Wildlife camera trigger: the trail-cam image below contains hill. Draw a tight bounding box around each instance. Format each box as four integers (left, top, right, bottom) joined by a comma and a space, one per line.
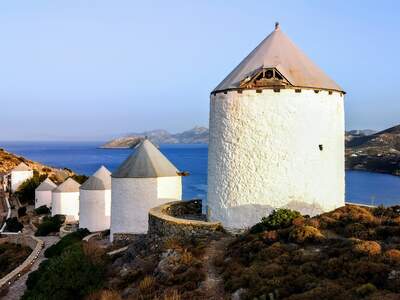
100, 126, 209, 148
346, 125, 400, 175
0, 147, 73, 182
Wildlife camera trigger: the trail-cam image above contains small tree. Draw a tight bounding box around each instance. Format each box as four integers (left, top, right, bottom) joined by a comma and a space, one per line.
250, 208, 301, 234
15, 173, 47, 205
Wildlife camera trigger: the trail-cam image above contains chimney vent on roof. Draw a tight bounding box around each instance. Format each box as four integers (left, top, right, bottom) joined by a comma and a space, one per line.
275, 22, 280, 31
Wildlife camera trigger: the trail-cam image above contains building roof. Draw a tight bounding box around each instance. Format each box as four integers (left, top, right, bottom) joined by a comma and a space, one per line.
80, 166, 111, 190
112, 139, 179, 178
53, 178, 80, 193
12, 162, 32, 172
213, 23, 343, 93
36, 178, 57, 191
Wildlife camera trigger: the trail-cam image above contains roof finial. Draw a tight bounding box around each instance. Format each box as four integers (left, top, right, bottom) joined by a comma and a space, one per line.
275, 22, 280, 31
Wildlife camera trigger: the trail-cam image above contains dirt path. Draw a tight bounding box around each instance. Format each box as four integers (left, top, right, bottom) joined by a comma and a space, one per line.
3, 235, 59, 300
199, 236, 233, 300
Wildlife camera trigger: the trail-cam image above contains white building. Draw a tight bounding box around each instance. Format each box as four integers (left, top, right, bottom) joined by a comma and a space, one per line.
51, 177, 80, 222
10, 162, 33, 193
207, 23, 345, 229
35, 178, 57, 208
110, 139, 182, 241
79, 166, 111, 232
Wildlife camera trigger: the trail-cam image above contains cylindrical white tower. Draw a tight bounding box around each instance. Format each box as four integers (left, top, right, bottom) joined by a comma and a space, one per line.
207, 23, 345, 229
79, 166, 111, 232
35, 178, 57, 208
51, 177, 80, 222
110, 139, 182, 241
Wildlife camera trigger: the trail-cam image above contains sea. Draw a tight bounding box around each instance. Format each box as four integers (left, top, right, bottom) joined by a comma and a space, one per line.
1, 141, 400, 207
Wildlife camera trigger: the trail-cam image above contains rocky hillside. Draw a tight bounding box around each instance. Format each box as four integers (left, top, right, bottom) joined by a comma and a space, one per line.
346, 125, 400, 175
0, 148, 73, 182
101, 126, 209, 148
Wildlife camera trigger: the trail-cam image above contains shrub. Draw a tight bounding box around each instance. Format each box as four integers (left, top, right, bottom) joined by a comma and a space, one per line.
250, 209, 301, 234
18, 206, 27, 217
85, 290, 121, 300
35, 215, 65, 237
355, 283, 377, 297
352, 240, 381, 256
22, 243, 106, 300
34, 205, 50, 215
44, 228, 90, 258
289, 225, 324, 244
72, 174, 89, 184
5, 217, 23, 232
384, 249, 400, 264
15, 174, 47, 204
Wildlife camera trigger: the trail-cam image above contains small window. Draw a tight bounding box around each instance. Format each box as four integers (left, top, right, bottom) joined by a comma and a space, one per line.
328, 91, 333, 95
314, 90, 320, 94
319, 144, 323, 151
273, 88, 280, 93
256, 89, 262, 93
265, 69, 273, 79
295, 89, 302, 93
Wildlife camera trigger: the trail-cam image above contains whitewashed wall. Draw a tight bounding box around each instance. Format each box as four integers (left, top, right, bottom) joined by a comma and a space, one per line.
207, 89, 345, 229
35, 190, 52, 208
11, 170, 33, 193
51, 192, 80, 222
110, 176, 181, 241
79, 189, 111, 232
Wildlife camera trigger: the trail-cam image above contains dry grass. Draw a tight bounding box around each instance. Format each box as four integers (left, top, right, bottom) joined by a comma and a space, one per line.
139, 275, 156, 293
82, 240, 106, 265
352, 240, 382, 256
85, 290, 122, 300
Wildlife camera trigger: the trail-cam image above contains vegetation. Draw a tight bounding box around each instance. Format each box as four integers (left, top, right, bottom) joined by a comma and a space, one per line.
18, 206, 27, 217
34, 205, 50, 215
4, 217, 23, 232
250, 208, 301, 233
34, 214, 66, 236
71, 174, 89, 184
0, 242, 32, 278
217, 205, 400, 299
23, 242, 107, 300
15, 172, 47, 205
44, 228, 90, 258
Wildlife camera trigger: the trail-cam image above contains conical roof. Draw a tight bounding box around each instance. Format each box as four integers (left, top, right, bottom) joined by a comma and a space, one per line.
80, 166, 111, 190
12, 162, 32, 172
112, 139, 179, 178
214, 23, 343, 93
53, 178, 80, 193
36, 178, 57, 191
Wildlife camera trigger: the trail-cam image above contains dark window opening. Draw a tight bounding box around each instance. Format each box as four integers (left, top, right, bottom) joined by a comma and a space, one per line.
256, 89, 262, 93
329, 91, 333, 95
319, 144, 323, 151
295, 89, 302, 93
265, 69, 274, 79
273, 88, 280, 93
314, 90, 320, 93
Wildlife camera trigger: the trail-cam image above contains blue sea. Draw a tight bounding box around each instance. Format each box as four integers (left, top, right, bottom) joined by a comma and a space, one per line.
1, 141, 400, 206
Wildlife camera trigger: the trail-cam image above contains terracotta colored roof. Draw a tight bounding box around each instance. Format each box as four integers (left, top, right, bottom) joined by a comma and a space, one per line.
80, 166, 111, 190
53, 178, 80, 193
12, 162, 32, 172
112, 139, 179, 178
214, 23, 343, 92
36, 178, 57, 191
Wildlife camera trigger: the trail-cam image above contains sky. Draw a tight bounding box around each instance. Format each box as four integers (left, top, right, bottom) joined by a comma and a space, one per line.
0, 0, 399, 141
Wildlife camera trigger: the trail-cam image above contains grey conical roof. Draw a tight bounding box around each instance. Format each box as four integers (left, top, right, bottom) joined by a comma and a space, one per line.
80, 166, 111, 190
36, 178, 57, 191
53, 178, 80, 193
214, 24, 343, 93
112, 139, 179, 178
12, 162, 32, 172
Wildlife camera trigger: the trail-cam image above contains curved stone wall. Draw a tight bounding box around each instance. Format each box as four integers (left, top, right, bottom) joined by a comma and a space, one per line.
0, 235, 43, 290
148, 200, 223, 240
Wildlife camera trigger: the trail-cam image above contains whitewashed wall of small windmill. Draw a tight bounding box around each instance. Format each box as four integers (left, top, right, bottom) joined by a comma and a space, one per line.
79, 189, 111, 232
51, 192, 80, 222
207, 88, 345, 229
11, 170, 33, 193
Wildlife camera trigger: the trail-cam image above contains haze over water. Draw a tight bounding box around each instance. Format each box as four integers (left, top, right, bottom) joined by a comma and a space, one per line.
1, 141, 400, 207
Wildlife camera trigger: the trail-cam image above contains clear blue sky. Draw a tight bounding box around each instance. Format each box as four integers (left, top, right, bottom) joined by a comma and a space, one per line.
1, 1, 399, 141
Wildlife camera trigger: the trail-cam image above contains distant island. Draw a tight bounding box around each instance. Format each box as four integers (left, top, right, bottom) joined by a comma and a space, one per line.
346, 125, 400, 176
100, 126, 209, 148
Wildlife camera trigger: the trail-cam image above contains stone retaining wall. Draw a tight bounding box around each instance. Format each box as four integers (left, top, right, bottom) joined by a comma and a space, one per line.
0, 235, 43, 290
148, 200, 223, 241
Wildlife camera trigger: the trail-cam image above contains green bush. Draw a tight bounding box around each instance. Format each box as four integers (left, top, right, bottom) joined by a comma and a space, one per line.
18, 206, 27, 217
5, 217, 23, 232
44, 228, 90, 258
15, 173, 47, 205
71, 174, 89, 184
35, 215, 66, 237
22, 243, 106, 300
34, 205, 50, 215
250, 209, 301, 234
